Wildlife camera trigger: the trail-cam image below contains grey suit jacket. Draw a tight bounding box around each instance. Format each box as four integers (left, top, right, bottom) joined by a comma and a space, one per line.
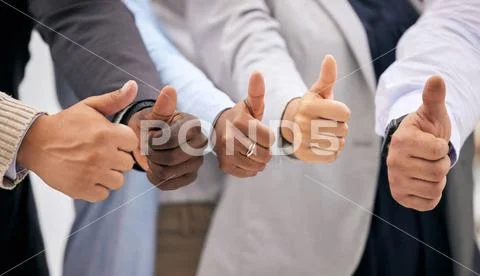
29, 0, 163, 104
157, 0, 476, 275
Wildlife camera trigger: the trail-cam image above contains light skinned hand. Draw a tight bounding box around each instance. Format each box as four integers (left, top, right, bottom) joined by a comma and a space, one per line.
281, 55, 351, 163
387, 76, 452, 212
18, 81, 139, 202
214, 72, 275, 178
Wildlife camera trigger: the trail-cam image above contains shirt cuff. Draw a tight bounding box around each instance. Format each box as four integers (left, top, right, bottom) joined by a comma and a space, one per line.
114, 100, 154, 124
384, 91, 460, 165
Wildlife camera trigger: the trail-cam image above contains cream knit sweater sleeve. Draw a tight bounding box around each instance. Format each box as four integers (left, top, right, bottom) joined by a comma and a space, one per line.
0, 92, 42, 189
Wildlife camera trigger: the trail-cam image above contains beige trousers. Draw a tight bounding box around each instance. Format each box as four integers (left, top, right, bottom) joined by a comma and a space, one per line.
155, 203, 215, 276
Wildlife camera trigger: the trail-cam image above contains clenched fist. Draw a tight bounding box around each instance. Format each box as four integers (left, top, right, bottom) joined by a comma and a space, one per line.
387, 76, 452, 212
214, 72, 275, 178
128, 86, 208, 190
281, 55, 351, 163
18, 81, 139, 202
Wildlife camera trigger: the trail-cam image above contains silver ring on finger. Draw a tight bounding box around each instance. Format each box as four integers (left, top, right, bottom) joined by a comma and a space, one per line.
246, 142, 256, 158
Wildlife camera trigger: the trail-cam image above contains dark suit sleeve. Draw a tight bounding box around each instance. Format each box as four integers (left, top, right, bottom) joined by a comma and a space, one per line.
28, 0, 162, 103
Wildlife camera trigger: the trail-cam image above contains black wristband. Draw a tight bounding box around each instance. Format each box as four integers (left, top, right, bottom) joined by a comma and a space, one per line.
381, 115, 408, 159
119, 100, 156, 125
119, 100, 156, 172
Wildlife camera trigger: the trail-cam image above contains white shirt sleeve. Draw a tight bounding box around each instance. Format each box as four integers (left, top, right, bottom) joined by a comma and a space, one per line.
123, 0, 235, 136
5, 162, 17, 180
375, 0, 480, 161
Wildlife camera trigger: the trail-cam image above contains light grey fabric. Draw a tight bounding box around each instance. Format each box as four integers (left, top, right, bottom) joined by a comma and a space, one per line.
170, 1, 379, 275
156, 0, 476, 275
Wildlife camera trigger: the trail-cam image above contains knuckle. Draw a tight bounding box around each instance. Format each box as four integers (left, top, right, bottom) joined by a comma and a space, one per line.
90, 190, 110, 203
232, 114, 247, 129
156, 167, 170, 180
337, 123, 349, 137
257, 163, 267, 172
390, 133, 406, 148
269, 131, 277, 147
390, 189, 403, 203
422, 201, 437, 212
395, 197, 412, 210
431, 164, 447, 181
431, 183, 444, 198
296, 103, 309, 115
265, 151, 273, 163
161, 152, 176, 165
112, 175, 125, 190
147, 171, 160, 185
127, 159, 135, 171
87, 149, 103, 163
187, 123, 203, 139
430, 146, 442, 159
344, 108, 352, 121
441, 158, 451, 174
296, 116, 310, 131
436, 140, 449, 156
94, 128, 110, 142
149, 162, 170, 179
99, 190, 110, 201
386, 155, 396, 168
336, 104, 352, 122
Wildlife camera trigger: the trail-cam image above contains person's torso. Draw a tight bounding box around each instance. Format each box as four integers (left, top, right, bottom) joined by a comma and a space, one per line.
153, 1, 418, 275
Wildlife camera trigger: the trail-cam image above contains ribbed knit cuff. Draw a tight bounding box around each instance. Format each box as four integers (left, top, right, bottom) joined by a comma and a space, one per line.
0, 92, 41, 189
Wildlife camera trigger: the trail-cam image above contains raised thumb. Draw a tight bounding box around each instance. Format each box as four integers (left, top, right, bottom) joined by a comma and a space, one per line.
245, 71, 265, 120
420, 75, 447, 120
83, 80, 138, 116
150, 85, 177, 122
311, 55, 337, 99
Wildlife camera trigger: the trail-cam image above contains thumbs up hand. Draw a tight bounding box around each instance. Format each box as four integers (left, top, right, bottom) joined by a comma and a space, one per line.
387, 76, 452, 211
281, 55, 351, 163
18, 81, 140, 202
128, 86, 208, 191
213, 72, 275, 178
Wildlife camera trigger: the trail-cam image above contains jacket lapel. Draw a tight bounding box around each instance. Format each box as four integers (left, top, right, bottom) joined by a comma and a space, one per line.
315, 0, 376, 94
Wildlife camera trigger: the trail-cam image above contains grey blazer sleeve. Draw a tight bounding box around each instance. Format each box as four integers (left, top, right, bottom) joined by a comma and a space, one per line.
186, 0, 307, 125
28, 0, 162, 103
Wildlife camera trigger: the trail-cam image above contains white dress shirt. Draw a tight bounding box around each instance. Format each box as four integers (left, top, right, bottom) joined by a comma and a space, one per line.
376, 0, 480, 161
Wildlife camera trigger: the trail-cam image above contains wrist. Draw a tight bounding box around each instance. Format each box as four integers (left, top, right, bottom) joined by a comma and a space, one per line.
280, 98, 301, 143
212, 108, 233, 154
121, 100, 155, 126
17, 114, 49, 172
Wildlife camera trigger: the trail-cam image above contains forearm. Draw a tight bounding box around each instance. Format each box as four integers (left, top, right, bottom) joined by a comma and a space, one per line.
29, 0, 162, 104
124, 0, 235, 128
376, 0, 480, 157
186, 0, 307, 123
0, 93, 42, 189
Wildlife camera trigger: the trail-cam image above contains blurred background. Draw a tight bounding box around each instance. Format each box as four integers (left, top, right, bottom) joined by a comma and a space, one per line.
18, 31, 480, 276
